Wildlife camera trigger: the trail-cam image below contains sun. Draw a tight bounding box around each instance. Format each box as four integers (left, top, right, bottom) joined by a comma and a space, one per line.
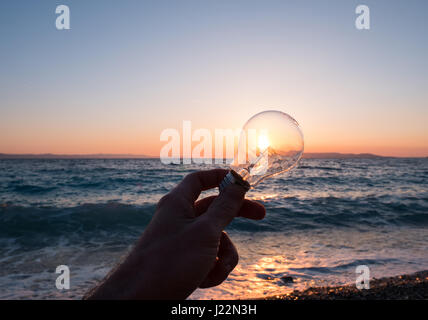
258, 134, 270, 151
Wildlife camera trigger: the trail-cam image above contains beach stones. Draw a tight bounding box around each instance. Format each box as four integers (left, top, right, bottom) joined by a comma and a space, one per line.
281, 276, 294, 284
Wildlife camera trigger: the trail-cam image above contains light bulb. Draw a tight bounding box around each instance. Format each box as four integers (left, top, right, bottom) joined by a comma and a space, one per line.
219, 110, 304, 192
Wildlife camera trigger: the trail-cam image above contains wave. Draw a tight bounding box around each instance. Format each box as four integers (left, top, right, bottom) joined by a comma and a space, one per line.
285, 258, 401, 276
0, 203, 155, 251
229, 195, 428, 231
298, 165, 342, 171
12, 185, 57, 194
1, 194, 427, 239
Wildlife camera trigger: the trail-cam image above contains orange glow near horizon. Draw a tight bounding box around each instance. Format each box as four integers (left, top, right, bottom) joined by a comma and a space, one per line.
2, 87, 427, 158
1, 74, 427, 158
1, 127, 427, 158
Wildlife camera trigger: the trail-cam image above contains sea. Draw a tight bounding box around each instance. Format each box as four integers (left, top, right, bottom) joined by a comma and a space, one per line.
0, 158, 427, 299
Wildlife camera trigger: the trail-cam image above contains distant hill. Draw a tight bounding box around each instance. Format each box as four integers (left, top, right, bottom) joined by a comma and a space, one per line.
302, 153, 387, 159
0, 152, 423, 160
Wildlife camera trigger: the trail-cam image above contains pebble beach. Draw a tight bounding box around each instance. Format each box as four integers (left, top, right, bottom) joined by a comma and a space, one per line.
262, 270, 428, 300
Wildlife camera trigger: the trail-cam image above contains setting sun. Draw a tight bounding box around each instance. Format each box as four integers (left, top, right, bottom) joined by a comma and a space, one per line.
258, 135, 270, 151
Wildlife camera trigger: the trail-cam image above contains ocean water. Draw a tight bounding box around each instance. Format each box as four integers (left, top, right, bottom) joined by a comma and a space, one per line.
0, 158, 427, 299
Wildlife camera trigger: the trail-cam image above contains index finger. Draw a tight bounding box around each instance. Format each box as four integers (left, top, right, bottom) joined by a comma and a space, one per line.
173, 169, 228, 203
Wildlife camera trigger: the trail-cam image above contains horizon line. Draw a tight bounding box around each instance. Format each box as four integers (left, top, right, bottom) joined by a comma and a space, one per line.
0, 152, 427, 159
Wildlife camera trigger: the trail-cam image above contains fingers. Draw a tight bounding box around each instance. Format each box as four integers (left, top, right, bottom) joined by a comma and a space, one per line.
203, 184, 247, 232
194, 196, 266, 220
173, 169, 228, 203
199, 232, 238, 288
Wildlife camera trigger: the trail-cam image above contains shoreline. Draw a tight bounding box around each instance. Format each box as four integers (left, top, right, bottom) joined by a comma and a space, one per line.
259, 270, 428, 300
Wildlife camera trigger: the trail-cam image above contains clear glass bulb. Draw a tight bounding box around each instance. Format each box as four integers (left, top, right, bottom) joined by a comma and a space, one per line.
230, 110, 304, 187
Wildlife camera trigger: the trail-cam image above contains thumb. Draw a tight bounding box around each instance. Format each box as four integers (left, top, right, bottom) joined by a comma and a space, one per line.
203, 184, 247, 232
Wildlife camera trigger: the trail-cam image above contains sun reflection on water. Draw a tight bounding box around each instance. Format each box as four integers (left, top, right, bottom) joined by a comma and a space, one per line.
190, 227, 428, 300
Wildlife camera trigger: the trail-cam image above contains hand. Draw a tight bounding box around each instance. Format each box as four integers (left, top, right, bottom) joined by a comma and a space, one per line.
84, 169, 265, 300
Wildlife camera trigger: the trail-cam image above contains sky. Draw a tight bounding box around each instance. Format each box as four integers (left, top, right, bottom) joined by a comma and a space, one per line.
0, 0, 427, 157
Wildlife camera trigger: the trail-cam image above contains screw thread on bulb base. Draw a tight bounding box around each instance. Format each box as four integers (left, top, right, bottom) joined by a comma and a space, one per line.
219, 170, 251, 193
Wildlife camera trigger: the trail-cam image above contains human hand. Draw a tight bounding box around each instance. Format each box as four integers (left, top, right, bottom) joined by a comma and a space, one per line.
84, 169, 265, 300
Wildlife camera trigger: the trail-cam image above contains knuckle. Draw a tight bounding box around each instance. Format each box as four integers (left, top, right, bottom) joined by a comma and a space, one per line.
157, 192, 176, 208
225, 184, 246, 199
157, 190, 189, 209
183, 171, 198, 183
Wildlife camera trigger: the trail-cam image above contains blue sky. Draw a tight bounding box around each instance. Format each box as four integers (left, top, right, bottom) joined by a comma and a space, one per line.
0, 0, 427, 156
